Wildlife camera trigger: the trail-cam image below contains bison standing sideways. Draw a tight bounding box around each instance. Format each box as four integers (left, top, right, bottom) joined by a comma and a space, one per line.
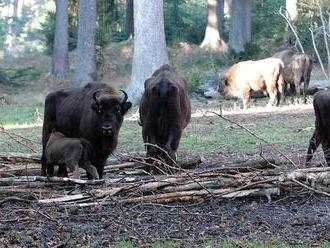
41, 82, 132, 178
139, 65, 191, 170
218, 58, 285, 109
273, 49, 312, 97
45, 131, 99, 179
306, 90, 330, 166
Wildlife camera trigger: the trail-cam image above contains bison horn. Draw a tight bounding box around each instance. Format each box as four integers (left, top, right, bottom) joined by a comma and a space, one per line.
120, 90, 128, 103
92, 89, 102, 103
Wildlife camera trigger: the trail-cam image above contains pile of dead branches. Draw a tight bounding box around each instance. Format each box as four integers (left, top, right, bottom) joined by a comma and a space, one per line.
0, 152, 329, 208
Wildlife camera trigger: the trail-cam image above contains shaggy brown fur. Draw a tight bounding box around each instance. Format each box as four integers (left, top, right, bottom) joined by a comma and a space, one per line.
45, 131, 99, 179
273, 49, 312, 96
139, 65, 191, 170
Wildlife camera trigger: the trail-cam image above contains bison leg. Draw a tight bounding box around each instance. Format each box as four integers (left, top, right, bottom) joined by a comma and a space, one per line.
58, 165, 68, 177
306, 130, 322, 166
80, 162, 99, 180
46, 162, 54, 177
322, 140, 330, 166
241, 90, 251, 110
66, 161, 80, 179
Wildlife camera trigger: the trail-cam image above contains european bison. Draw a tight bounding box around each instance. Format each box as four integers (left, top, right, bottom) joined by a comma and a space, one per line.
139, 65, 191, 169
41, 82, 132, 178
218, 58, 285, 109
306, 90, 330, 166
45, 131, 99, 179
273, 49, 312, 96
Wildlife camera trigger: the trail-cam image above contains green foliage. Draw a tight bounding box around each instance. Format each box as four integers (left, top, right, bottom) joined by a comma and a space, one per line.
164, 0, 207, 45
4, 67, 43, 84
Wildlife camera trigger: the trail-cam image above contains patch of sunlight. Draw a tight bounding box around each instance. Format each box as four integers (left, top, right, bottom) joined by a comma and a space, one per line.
3, 123, 42, 130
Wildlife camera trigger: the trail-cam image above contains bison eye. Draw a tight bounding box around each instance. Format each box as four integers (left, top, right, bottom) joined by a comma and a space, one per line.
114, 105, 121, 114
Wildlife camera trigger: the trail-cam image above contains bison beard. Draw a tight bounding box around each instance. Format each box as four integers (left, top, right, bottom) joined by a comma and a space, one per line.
139, 65, 191, 172
306, 90, 330, 166
41, 82, 132, 178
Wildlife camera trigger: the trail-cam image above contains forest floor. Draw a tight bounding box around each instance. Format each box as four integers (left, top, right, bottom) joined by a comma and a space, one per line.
0, 95, 330, 247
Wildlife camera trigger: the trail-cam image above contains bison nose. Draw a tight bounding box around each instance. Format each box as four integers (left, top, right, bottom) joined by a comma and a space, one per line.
101, 125, 113, 135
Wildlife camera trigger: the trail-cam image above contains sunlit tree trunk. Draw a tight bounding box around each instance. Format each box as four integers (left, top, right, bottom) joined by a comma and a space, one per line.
224, 0, 232, 18
286, 0, 298, 21
127, 0, 169, 105
73, 0, 97, 86
126, 0, 134, 39
52, 0, 70, 81
200, 0, 227, 52
285, 0, 298, 45
229, 0, 251, 53
5, 0, 20, 56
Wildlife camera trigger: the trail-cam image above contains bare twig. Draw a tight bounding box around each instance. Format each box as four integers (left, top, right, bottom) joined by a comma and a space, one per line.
210, 111, 298, 167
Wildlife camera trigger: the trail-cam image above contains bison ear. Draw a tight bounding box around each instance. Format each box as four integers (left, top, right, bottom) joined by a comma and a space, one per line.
121, 101, 132, 115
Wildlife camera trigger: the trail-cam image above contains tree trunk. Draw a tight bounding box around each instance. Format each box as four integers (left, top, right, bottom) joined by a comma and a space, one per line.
217, 0, 225, 37
286, 0, 298, 21
224, 0, 232, 17
200, 0, 227, 52
127, 0, 169, 105
5, 0, 19, 56
126, 0, 134, 39
73, 0, 97, 86
229, 0, 252, 53
285, 0, 298, 46
52, 0, 70, 81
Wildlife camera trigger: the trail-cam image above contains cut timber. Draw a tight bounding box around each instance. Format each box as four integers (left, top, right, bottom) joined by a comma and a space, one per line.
0, 152, 41, 163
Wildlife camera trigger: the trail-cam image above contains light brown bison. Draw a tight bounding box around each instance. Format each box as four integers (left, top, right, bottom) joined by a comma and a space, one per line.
218, 58, 285, 109
306, 90, 330, 166
273, 49, 312, 96
139, 65, 191, 170
45, 131, 99, 179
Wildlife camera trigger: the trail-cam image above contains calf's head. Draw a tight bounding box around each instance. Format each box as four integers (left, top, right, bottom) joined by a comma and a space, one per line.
91, 89, 132, 136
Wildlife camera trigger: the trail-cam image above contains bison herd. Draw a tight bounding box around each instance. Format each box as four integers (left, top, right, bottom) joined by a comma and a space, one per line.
41, 49, 327, 179
219, 49, 312, 109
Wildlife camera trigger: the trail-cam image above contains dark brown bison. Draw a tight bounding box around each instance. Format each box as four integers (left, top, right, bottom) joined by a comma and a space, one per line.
306, 90, 330, 166
273, 49, 312, 96
45, 131, 99, 179
41, 82, 132, 178
139, 65, 191, 169
218, 58, 285, 109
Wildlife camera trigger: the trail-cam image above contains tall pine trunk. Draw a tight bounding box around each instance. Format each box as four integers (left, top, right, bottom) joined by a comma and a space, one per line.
200, 0, 227, 52
73, 0, 97, 86
126, 0, 134, 39
52, 0, 70, 81
229, 0, 251, 53
127, 0, 169, 105
217, 0, 225, 37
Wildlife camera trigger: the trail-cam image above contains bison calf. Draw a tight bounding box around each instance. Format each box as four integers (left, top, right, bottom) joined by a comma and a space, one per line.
139, 65, 191, 171
306, 90, 330, 166
45, 131, 99, 179
218, 58, 285, 109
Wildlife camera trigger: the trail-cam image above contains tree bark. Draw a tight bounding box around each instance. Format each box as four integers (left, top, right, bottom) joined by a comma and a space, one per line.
224, 0, 232, 17
5, 0, 19, 56
52, 0, 70, 81
217, 0, 225, 37
286, 0, 298, 22
127, 0, 169, 105
126, 0, 134, 39
229, 0, 252, 53
200, 0, 227, 52
73, 0, 97, 86
285, 0, 298, 45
